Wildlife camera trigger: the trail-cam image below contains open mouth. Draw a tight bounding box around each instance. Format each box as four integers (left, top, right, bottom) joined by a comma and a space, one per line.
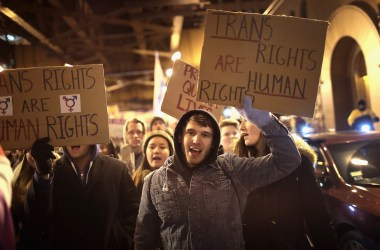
152, 155, 162, 161
189, 147, 201, 156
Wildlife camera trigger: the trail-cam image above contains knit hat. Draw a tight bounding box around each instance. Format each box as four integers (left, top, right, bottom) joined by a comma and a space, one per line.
150, 116, 166, 129
143, 130, 174, 155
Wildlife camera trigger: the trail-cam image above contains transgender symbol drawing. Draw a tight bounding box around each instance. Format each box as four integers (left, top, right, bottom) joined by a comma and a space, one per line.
0, 98, 10, 114
60, 94, 81, 113
0, 97, 12, 116
63, 95, 78, 112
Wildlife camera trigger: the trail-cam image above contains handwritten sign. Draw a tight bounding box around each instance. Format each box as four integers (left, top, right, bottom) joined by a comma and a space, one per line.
161, 59, 223, 120
197, 9, 329, 117
0, 64, 109, 150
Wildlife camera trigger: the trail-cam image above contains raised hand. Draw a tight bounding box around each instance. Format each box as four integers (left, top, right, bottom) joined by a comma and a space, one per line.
239, 96, 272, 127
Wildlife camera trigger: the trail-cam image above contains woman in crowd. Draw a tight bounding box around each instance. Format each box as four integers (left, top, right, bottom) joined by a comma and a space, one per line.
132, 130, 174, 196
99, 139, 119, 159
235, 118, 338, 250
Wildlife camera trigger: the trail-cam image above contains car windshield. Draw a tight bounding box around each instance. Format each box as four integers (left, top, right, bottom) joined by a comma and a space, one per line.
327, 139, 380, 186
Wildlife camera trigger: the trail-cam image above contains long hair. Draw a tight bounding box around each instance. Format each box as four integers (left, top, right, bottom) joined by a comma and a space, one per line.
234, 132, 270, 157
132, 131, 174, 188
132, 157, 151, 187
12, 153, 34, 206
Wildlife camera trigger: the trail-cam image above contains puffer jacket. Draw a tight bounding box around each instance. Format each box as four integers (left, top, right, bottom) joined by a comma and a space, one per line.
135, 109, 301, 250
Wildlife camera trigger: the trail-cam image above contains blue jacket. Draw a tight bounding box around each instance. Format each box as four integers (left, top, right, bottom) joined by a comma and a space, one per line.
135, 110, 301, 250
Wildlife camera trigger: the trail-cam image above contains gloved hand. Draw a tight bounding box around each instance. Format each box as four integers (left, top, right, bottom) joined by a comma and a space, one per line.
239, 96, 272, 127
374, 116, 379, 123
31, 137, 56, 175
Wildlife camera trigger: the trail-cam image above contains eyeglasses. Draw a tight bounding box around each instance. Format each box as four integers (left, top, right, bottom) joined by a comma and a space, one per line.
127, 130, 144, 136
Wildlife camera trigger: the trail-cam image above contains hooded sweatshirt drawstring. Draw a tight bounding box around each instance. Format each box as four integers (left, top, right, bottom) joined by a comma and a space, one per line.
64, 145, 99, 188
162, 166, 169, 192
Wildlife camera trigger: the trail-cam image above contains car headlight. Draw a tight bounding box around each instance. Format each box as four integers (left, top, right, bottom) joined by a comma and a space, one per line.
360, 124, 371, 132
301, 125, 314, 135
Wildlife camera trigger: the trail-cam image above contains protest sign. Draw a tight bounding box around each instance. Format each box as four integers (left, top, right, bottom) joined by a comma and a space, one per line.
0, 64, 109, 149
161, 59, 223, 120
197, 9, 329, 117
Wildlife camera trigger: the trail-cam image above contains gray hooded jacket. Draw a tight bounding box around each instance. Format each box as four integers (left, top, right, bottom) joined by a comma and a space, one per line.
135, 109, 301, 250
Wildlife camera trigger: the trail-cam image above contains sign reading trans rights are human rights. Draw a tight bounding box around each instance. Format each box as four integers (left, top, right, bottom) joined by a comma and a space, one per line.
196, 9, 329, 117
0, 64, 109, 150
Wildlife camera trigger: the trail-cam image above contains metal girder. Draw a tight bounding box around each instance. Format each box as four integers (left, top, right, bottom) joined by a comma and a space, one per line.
0, 6, 64, 54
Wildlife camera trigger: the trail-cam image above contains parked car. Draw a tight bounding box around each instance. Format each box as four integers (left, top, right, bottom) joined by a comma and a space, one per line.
303, 131, 380, 250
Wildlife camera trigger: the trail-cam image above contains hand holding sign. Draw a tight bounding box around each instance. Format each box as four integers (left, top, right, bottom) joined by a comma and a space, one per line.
31, 137, 56, 175
239, 96, 272, 127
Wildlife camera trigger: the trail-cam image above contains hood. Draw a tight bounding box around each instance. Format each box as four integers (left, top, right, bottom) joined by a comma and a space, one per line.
173, 109, 221, 168
122, 121, 129, 145
292, 133, 316, 164
62, 144, 99, 163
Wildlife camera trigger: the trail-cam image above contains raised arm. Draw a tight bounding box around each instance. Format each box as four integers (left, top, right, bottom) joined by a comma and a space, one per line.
230, 97, 301, 191
24, 138, 55, 231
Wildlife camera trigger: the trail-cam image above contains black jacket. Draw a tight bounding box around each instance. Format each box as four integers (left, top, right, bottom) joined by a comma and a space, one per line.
26, 147, 140, 250
243, 136, 338, 250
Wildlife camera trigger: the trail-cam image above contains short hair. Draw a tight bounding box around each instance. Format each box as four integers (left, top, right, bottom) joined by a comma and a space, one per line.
219, 118, 240, 130
358, 99, 366, 106
126, 118, 146, 134
150, 116, 166, 129
188, 113, 213, 128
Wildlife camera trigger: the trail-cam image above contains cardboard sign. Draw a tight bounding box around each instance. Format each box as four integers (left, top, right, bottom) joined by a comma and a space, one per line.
0, 64, 109, 149
197, 9, 329, 117
161, 59, 223, 120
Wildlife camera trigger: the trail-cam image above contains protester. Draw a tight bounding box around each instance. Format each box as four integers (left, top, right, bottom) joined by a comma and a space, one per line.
235, 119, 338, 249
99, 139, 119, 159
25, 138, 139, 250
121, 118, 146, 174
11, 149, 60, 249
150, 116, 167, 131
219, 118, 240, 153
134, 97, 301, 249
348, 99, 379, 131
5, 150, 22, 169
150, 116, 174, 137
12, 151, 47, 250
0, 145, 16, 250
132, 130, 174, 196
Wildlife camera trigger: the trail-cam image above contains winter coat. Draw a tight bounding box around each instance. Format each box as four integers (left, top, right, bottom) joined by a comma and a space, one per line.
25, 145, 140, 250
0, 151, 16, 250
134, 109, 301, 250
243, 135, 338, 250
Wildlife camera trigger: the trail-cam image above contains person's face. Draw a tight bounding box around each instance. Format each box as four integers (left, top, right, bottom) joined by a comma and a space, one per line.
99, 144, 109, 155
239, 119, 261, 146
152, 120, 166, 131
181, 120, 213, 168
220, 125, 240, 153
146, 136, 171, 169
66, 145, 91, 160
127, 122, 144, 149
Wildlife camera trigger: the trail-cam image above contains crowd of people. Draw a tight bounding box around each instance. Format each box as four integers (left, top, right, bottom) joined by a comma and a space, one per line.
0, 98, 340, 250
